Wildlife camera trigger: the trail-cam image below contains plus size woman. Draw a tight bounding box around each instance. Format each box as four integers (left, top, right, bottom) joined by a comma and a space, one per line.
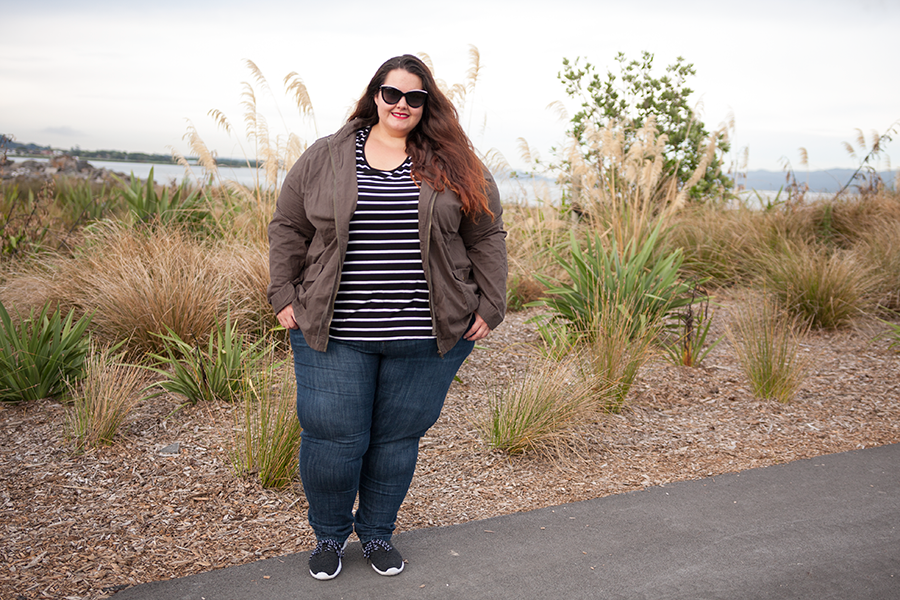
267, 54, 507, 580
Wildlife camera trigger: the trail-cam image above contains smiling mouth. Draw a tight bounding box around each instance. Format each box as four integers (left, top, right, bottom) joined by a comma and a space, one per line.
391, 111, 410, 119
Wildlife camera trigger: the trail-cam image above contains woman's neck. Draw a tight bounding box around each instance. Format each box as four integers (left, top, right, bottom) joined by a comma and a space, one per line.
365, 124, 409, 171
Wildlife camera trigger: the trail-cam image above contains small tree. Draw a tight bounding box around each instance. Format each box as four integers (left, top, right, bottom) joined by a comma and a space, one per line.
559, 51, 731, 200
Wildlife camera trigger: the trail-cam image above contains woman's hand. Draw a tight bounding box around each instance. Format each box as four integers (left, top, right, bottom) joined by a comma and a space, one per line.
464, 312, 491, 341
277, 304, 299, 330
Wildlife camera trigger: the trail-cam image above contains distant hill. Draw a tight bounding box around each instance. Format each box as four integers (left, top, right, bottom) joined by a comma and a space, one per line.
2, 140, 248, 168
742, 169, 897, 193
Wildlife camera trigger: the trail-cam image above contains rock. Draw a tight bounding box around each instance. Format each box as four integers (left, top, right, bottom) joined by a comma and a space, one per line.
0, 154, 127, 183
49, 154, 79, 172
159, 442, 181, 455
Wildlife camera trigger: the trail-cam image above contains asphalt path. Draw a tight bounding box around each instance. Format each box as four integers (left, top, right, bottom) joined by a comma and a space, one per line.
114, 443, 900, 600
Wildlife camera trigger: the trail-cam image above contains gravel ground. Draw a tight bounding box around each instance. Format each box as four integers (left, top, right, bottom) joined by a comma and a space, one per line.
2, 297, 899, 599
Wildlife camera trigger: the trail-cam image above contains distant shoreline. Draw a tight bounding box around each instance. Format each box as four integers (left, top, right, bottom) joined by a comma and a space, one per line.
7, 152, 250, 169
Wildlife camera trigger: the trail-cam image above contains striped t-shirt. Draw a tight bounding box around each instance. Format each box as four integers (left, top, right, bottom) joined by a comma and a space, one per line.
328, 128, 434, 341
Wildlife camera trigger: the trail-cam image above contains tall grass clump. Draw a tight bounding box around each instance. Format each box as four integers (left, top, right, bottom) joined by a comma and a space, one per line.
664, 204, 766, 286
557, 116, 725, 244
230, 365, 302, 488
67, 348, 144, 451
855, 219, 900, 310
174, 59, 316, 244
501, 139, 572, 310
0, 300, 93, 403
578, 290, 660, 412
0, 221, 249, 357
757, 240, 875, 329
479, 358, 594, 456
503, 201, 571, 310
217, 237, 277, 335
728, 296, 811, 403
824, 186, 900, 247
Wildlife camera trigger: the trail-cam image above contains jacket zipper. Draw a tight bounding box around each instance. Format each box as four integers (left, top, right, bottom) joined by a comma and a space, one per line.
320, 136, 344, 351
422, 186, 441, 353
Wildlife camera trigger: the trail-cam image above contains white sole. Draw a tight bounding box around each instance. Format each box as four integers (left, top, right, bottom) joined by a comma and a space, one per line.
309, 539, 348, 580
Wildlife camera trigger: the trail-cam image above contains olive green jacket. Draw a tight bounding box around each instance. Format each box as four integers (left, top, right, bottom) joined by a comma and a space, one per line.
267, 119, 507, 356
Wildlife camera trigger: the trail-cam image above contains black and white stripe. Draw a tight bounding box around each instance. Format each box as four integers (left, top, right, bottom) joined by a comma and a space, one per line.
329, 128, 434, 341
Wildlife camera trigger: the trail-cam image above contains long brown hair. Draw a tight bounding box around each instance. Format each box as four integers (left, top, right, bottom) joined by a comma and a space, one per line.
347, 55, 491, 218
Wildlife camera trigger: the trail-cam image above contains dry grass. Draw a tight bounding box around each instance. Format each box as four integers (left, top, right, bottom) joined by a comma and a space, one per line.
757, 241, 876, 329
558, 116, 725, 249
727, 295, 812, 403
855, 219, 900, 310
0, 223, 266, 357
578, 294, 659, 412
66, 350, 145, 451
230, 365, 301, 489
503, 202, 571, 309
478, 357, 593, 456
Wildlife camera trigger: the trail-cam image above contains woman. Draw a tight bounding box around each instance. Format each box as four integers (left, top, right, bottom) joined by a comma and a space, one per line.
267, 54, 507, 580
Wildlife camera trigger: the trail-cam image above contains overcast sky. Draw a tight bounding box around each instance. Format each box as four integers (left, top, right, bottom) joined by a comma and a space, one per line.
3, 0, 898, 173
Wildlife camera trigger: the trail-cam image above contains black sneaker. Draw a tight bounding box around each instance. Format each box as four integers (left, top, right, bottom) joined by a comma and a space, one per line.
309, 539, 346, 580
362, 539, 404, 576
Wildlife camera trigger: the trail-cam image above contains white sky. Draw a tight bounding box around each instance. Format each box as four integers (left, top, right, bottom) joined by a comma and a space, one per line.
3, 0, 898, 173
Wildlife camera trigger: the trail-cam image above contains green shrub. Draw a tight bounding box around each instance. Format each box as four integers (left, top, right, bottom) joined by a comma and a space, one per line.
0, 300, 93, 402
230, 365, 302, 488
0, 185, 51, 258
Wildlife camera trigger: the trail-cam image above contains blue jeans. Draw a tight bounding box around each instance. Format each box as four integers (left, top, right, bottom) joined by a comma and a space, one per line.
289, 329, 474, 544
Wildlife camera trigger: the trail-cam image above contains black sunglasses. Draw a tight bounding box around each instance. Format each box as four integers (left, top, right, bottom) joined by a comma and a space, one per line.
379, 85, 428, 108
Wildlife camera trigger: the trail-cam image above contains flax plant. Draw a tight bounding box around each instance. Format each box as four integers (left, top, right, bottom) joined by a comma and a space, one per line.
875, 312, 900, 351
0, 300, 93, 403
662, 293, 723, 368
230, 365, 301, 489
145, 314, 277, 405
67, 347, 144, 451
531, 220, 695, 344
728, 296, 811, 403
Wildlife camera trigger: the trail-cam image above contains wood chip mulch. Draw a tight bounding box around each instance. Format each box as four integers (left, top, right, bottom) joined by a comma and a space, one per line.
2, 296, 899, 599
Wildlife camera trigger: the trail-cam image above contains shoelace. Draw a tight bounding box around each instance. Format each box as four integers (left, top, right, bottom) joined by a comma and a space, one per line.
362, 539, 393, 559
312, 539, 344, 558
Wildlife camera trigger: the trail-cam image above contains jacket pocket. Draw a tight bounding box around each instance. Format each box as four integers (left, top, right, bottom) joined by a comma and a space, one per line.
451, 266, 479, 312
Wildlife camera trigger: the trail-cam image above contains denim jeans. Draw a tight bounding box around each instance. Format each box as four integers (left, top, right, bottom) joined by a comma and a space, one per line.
289, 329, 474, 545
